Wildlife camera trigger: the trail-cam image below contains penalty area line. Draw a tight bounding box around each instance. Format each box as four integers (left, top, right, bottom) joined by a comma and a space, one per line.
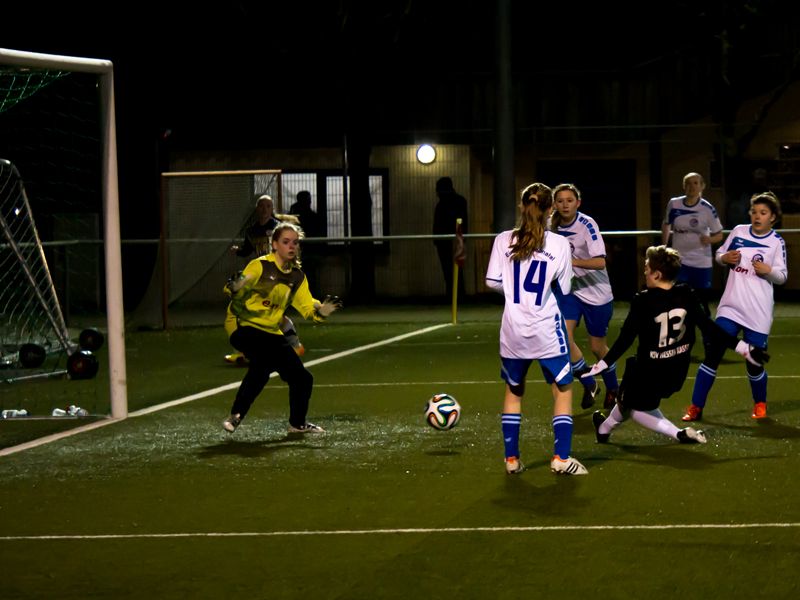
128, 322, 452, 418
2, 522, 800, 541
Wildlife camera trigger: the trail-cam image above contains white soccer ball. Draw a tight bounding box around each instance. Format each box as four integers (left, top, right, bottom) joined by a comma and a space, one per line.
424, 393, 461, 430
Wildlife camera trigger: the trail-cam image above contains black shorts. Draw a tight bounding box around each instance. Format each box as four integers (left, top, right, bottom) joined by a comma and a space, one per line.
618, 355, 684, 412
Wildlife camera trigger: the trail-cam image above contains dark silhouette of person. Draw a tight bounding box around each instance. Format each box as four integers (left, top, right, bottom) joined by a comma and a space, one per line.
289, 191, 321, 238
433, 177, 467, 300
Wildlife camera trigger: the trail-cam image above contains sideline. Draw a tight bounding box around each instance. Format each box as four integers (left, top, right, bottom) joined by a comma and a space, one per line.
0, 323, 452, 458
2, 522, 799, 541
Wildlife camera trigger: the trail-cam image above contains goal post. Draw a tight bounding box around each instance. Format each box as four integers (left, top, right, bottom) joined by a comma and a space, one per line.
0, 48, 127, 418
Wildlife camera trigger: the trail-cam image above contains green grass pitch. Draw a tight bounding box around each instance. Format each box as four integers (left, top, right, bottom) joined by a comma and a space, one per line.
1, 304, 799, 599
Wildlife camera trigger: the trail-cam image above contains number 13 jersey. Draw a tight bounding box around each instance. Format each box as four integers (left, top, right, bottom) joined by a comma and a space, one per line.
486, 230, 573, 359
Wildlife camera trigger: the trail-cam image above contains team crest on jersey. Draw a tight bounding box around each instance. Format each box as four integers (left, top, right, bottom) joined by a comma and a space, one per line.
752, 254, 764, 263
569, 242, 575, 253
690, 218, 698, 227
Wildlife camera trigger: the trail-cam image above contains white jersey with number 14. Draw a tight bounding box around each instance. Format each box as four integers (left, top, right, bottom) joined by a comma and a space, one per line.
486, 230, 573, 360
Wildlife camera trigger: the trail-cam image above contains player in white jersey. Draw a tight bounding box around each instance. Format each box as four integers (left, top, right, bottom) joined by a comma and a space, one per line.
486, 183, 587, 476
683, 192, 787, 421
550, 184, 619, 411
662, 173, 724, 349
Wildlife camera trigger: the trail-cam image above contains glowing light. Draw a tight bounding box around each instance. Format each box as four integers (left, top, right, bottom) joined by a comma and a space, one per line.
417, 144, 436, 164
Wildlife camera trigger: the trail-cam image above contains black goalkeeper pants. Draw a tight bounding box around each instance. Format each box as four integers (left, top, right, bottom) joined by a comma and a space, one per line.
229, 326, 314, 427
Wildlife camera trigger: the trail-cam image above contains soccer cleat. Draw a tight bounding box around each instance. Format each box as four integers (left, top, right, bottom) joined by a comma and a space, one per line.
677, 427, 707, 444
505, 457, 524, 474
592, 411, 610, 444
224, 352, 248, 365
288, 422, 325, 434
581, 380, 599, 410
604, 388, 619, 410
682, 405, 703, 422
551, 456, 588, 475
294, 344, 306, 357
751, 402, 767, 419
222, 413, 242, 433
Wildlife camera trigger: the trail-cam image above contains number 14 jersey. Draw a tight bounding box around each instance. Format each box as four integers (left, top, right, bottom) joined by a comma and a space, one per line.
486, 230, 573, 359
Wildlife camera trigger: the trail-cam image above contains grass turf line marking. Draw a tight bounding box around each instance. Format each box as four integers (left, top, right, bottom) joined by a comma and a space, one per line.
0, 418, 121, 458
129, 323, 451, 418
3, 522, 800, 541
0, 324, 451, 458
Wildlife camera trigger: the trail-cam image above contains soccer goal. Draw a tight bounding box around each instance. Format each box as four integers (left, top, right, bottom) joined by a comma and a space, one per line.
0, 48, 126, 419
130, 170, 282, 330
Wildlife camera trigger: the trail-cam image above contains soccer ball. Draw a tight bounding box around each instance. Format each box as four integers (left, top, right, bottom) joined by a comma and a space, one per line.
424, 394, 461, 430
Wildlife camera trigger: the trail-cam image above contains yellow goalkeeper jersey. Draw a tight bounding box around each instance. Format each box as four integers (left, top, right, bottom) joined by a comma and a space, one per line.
224, 254, 325, 338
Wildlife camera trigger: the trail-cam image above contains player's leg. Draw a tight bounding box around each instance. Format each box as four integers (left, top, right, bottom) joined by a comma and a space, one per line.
631, 407, 707, 443
500, 358, 531, 474
272, 338, 319, 432
585, 300, 619, 409
739, 327, 770, 419
224, 327, 280, 431
280, 315, 305, 356
594, 354, 636, 442
678, 265, 713, 349
540, 356, 587, 474
562, 302, 599, 408
684, 316, 740, 421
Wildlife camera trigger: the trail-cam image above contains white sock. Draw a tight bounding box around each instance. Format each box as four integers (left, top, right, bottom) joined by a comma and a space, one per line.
599, 404, 627, 435
630, 408, 680, 440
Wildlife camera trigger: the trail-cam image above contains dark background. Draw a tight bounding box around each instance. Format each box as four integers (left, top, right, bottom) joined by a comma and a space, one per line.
3, 1, 800, 305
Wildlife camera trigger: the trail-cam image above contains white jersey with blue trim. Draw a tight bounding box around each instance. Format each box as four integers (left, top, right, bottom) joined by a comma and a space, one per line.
556, 212, 613, 306
486, 230, 573, 359
715, 225, 788, 335
665, 196, 723, 268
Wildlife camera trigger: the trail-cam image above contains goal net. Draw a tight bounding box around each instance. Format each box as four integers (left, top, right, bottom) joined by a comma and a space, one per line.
130, 170, 282, 329
0, 48, 126, 424
0, 160, 77, 369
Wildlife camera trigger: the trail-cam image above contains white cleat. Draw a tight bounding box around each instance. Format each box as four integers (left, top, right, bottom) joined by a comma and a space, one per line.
505, 457, 524, 474
288, 422, 325, 434
678, 427, 707, 444
551, 456, 588, 475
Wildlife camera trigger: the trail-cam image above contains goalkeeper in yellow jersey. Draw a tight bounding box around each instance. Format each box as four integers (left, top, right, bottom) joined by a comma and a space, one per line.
221, 222, 341, 434
225, 194, 304, 363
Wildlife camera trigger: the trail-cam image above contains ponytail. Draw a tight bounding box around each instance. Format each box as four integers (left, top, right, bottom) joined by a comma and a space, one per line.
509, 183, 553, 261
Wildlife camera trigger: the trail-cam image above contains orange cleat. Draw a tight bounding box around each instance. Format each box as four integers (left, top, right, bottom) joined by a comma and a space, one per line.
224, 352, 248, 365
682, 405, 703, 421
604, 388, 619, 410
751, 402, 767, 419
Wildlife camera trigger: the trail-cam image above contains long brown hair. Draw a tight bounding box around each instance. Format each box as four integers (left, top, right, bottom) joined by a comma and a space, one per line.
509, 183, 553, 261
550, 183, 581, 232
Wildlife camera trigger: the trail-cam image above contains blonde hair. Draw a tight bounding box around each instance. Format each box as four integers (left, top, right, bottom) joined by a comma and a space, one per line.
550, 183, 581, 232
645, 245, 682, 282
750, 191, 782, 224
682, 172, 705, 187
271, 222, 304, 269
509, 183, 553, 262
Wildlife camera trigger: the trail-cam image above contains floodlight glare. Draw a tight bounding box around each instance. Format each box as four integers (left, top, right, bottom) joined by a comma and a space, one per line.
417, 144, 436, 164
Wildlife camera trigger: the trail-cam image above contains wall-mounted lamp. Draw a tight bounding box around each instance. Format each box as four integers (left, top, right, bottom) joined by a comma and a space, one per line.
417, 144, 436, 164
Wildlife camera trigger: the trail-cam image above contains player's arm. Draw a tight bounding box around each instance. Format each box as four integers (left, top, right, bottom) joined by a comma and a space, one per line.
572, 256, 606, 270
715, 232, 738, 266
661, 221, 672, 246
589, 295, 640, 375
700, 231, 724, 246
235, 236, 254, 257
291, 276, 337, 323
754, 239, 788, 284
485, 235, 505, 293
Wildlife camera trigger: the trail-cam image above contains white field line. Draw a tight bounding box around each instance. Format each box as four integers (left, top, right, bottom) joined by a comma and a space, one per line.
0, 324, 451, 458
128, 323, 451, 417
312, 374, 800, 388
2, 522, 800, 541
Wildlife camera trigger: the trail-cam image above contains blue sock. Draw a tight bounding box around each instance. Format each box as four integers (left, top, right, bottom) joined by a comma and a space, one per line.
692, 364, 716, 408
749, 368, 767, 404
601, 362, 618, 390
502, 413, 522, 459
552, 415, 573, 460
571, 358, 592, 388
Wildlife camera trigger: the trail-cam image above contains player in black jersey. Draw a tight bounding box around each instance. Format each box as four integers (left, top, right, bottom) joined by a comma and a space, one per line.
587, 245, 765, 444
